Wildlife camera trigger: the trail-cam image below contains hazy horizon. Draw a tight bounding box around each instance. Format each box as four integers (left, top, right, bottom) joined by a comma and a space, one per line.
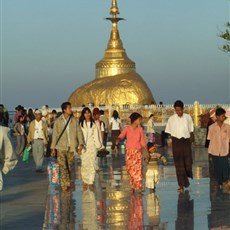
1, 0, 230, 110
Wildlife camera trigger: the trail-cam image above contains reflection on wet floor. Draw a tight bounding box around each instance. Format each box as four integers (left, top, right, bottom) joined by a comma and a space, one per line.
43, 147, 230, 229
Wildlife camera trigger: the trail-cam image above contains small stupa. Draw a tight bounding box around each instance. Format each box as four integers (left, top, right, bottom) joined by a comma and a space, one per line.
69, 0, 156, 106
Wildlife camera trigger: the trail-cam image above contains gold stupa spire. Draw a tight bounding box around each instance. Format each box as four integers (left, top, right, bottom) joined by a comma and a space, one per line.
96, 0, 135, 79
68, 0, 156, 107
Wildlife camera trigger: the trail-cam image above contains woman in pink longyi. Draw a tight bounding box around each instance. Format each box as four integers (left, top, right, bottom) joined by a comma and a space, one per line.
116, 112, 150, 193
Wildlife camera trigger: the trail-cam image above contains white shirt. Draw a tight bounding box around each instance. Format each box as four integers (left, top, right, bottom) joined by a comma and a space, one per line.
109, 117, 121, 130
147, 119, 155, 134
165, 113, 194, 139
34, 120, 45, 139
20, 124, 25, 135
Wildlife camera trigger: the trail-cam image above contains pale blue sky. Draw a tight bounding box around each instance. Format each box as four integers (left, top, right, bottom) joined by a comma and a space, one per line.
1, 0, 229, 110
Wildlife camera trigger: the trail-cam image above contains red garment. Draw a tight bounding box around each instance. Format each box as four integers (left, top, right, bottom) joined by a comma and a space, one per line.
118, 126, 146, 151
118, 126, 145, 189
126, 148, 143, 189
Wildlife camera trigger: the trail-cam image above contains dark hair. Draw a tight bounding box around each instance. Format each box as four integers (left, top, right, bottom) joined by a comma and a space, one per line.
112, 110, 119, 120
100, 110, 104, 115
17, 115, 24, 123
174, 100, 184, 109
61, 102, 71, 113
215, 108, 226, 117
129, 112, 142, 123
27, 109, 35, 121
52, 109, 57, 114
149, 114, 154, 119
79, 107, 95, 128
28, 108, 33, 114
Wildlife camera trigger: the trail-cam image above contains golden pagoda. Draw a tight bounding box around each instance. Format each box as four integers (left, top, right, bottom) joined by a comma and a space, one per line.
69, 0, 156, 106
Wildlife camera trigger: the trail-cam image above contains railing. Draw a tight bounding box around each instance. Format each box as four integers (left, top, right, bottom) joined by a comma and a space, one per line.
70, 101, 230, 127
8, 101, 230, 127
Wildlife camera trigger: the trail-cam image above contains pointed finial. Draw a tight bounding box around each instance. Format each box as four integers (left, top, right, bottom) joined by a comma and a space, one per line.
106, 0, 124, 23
110, 0, 119, 17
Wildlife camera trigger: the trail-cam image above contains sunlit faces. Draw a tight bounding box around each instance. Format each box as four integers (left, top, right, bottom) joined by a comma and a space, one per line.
64, 105, 72, 115
174, 106, 184, 117
216, 113, 226, 123
35, 113, 42, 121
93, 113, 100, 120
84, 110, 92, 121
134, 117, 142, 126
19, 116, 24, 122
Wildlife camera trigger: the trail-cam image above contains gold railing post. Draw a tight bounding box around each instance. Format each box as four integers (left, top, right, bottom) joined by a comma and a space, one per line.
193, 101, 199, 127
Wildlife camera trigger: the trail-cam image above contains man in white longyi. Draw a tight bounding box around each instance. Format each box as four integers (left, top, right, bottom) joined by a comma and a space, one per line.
0, 125, 18, 191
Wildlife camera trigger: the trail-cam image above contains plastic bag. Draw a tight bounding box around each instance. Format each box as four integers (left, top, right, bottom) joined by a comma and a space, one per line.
47, 157, 60, 185
22, 147, 30, 163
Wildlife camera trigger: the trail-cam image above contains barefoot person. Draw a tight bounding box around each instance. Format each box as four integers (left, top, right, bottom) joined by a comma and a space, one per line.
79, 107, 104, 191
51, 102, 84, 192
207, 108, 230, 189
116, 112, 150, 193
165, 100, 194, 192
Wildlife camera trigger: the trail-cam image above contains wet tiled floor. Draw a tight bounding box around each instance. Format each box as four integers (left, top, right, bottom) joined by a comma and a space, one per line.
43, 147, 230, 230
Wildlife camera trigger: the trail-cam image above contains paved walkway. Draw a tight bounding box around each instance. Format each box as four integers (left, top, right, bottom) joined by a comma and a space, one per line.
0, 156, 48, 230
1, 146, 230, 229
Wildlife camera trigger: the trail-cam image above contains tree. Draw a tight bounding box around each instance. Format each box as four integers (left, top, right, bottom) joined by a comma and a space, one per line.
219, 22, 230, 53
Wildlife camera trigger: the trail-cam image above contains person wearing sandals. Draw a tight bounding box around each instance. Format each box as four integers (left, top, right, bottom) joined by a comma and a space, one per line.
116, 112, 150, 193
79, 107, 104, 191
165, 100, 194, 193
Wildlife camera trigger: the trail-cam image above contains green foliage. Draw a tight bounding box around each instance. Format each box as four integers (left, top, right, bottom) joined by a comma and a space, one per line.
219, 22, 230, 53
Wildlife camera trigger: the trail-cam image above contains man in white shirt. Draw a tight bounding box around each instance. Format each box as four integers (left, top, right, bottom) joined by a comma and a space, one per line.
27, 109, 48, 172
165, 100, 194, 192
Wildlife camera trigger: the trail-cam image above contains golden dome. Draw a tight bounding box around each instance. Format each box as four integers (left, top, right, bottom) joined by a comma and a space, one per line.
68, 0, 156, 107
69, 71, 155, 106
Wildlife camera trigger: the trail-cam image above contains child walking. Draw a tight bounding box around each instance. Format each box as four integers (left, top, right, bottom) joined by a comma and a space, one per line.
116, 112, 150, 193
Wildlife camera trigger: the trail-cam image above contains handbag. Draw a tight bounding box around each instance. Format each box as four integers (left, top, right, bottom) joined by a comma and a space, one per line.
97, 148, 110, 158
47, 157, 60, 185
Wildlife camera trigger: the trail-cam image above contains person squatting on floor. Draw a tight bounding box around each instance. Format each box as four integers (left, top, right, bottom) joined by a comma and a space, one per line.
51, 102, 84, 192
0, 125, 18, 191
116, 112, 150, 193
27, 109, 48, 172
165, 100, 194, 193
207, 107, 230, 190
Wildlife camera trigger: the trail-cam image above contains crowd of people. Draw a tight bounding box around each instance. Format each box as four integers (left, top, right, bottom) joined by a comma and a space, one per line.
0, 101, 230, 195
